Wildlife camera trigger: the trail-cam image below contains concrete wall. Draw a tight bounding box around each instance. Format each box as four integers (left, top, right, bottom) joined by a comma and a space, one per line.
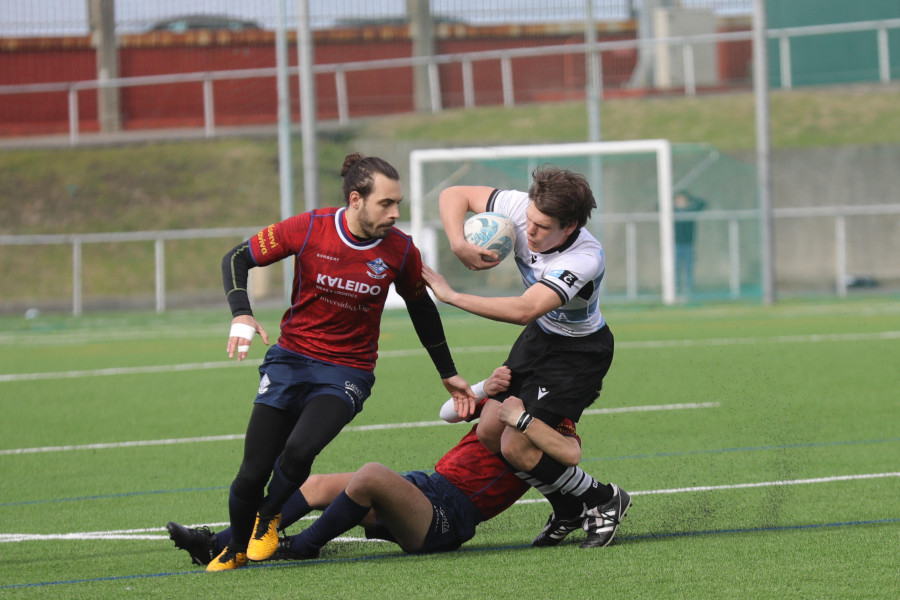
740, 145, 900, 291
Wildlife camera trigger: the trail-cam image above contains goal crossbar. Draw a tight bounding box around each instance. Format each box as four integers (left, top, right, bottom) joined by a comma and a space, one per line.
410, 140, 676, 304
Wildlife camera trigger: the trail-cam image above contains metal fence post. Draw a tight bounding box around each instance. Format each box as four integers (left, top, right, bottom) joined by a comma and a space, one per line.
462, 60, 475, 108
335, 68, 349, 124
155, 238, 166, 313
877, 27, 890, 83
683, 42, 696, 96
68, 87, 79, 146
729, 219, 741, 298
626, 220, 638, 299
501, 55, 514, 107
428, 59, 442, 114
835, 215, 847, 298
779, 34, 792, 89
72, 237, 82, 316
203, 75, 215, 138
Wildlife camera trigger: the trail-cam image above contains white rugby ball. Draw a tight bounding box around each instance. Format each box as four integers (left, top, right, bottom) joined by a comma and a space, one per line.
464, 212, 515, 262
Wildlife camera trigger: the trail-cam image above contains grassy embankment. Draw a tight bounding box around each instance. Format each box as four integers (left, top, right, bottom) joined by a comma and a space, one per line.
1, 84, 898, 304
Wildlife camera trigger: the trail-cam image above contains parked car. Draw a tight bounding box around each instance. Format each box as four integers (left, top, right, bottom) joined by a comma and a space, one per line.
149, 15, 262, 32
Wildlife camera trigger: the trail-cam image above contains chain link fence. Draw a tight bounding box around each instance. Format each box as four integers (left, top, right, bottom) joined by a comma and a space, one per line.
0, 1, 753, 35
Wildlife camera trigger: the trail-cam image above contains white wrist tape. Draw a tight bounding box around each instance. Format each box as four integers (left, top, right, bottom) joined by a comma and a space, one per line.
229, 322, 256, 340
439, 378, 488, 423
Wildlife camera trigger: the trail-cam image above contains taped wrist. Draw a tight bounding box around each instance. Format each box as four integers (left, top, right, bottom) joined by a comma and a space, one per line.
516, 411, 534, 432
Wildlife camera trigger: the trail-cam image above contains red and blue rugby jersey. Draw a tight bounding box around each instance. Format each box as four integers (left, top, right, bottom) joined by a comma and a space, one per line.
249, 206, 427, 371
435, 420, 580, 520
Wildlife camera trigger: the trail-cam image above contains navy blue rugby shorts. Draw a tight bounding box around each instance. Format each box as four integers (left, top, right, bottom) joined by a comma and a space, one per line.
253, 344, 375, 417
366, 472, 483, 554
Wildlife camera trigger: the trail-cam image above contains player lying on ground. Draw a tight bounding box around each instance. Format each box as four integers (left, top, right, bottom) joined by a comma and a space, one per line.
167, 367, 602, 567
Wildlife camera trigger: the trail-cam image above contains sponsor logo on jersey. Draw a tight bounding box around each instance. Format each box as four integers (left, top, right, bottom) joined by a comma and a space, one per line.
537, 386, 550, 399
531, 254, 538, 264
366, 258, 389, 279
316, 253, 340, 262
550, 269, 579, 287
316, 273, 383, 295
258, 373, 271, 395
256, 224, 279, 256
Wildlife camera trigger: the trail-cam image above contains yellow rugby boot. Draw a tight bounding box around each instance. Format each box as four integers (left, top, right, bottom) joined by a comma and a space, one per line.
206, 546, 248, 572
246, 513, 281, 561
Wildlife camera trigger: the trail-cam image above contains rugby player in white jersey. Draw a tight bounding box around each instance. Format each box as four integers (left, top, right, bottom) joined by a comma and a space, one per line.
423, 165, 630, 548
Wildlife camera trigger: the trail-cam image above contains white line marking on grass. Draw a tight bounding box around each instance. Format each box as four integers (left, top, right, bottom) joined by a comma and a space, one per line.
617, 330, 900, 349
0, 435, 246, 455
510, 471, 900, 505
630, 472, 900, 495
4, 472, 896, 543
3, 327, 224, 347
583, 402, 719, 416
0, 402, 717, 455
3, 331, 897, 383
0, 361, 259, 383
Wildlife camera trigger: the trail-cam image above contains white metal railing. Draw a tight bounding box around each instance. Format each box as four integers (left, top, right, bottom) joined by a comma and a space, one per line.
0, 227, 259, 316
597, 203, 900, 300
3, 204, 899, 315
1, 18, 899, 145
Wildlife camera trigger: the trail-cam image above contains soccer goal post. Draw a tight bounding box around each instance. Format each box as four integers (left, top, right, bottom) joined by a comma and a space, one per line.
410, 140, 679, 304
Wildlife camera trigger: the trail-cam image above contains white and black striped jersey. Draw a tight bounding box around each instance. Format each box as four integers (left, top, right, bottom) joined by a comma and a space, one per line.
487, 189, 607, 337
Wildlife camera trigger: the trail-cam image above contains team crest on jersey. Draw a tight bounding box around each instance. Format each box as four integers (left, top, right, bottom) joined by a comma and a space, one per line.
366, 258, 389, 279
550, 269, 579, 287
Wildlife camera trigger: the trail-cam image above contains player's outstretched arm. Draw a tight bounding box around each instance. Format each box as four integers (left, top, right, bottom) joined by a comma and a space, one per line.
439, 366, 511, 423
423, 265, 563, 326
442, 374, 478, 421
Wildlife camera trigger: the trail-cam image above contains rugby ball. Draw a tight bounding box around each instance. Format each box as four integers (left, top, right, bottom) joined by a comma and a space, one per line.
464, 212, 515, 262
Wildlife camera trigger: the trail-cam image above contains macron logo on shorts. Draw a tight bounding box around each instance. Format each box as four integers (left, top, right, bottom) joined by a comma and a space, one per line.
258, 373, 271, 395
537, 386, 550, 399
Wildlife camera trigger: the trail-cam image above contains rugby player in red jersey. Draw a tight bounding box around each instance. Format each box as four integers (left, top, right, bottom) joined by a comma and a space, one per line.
167, 367, 583, 565
204, 154, 475, 571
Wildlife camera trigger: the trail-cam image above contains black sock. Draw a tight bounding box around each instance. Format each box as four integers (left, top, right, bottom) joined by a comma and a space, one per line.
227, 483, 260, 552
279, 489, 313, 529
289, 491, 370, 556
213, 528, 230, 555
259, 458, 304, 517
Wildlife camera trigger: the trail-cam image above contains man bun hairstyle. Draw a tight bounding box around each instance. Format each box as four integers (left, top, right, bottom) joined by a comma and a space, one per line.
528, 164, 596, 229
341, 153, 400, 204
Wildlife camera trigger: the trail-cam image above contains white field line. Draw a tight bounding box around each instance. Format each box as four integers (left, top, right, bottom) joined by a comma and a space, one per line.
0, 326, 224, 346
3, 331, 899, 384
619, 330, 900, 349
2, 472, 897, 543
0, 402, 719, 456
514, 472, 900, 503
